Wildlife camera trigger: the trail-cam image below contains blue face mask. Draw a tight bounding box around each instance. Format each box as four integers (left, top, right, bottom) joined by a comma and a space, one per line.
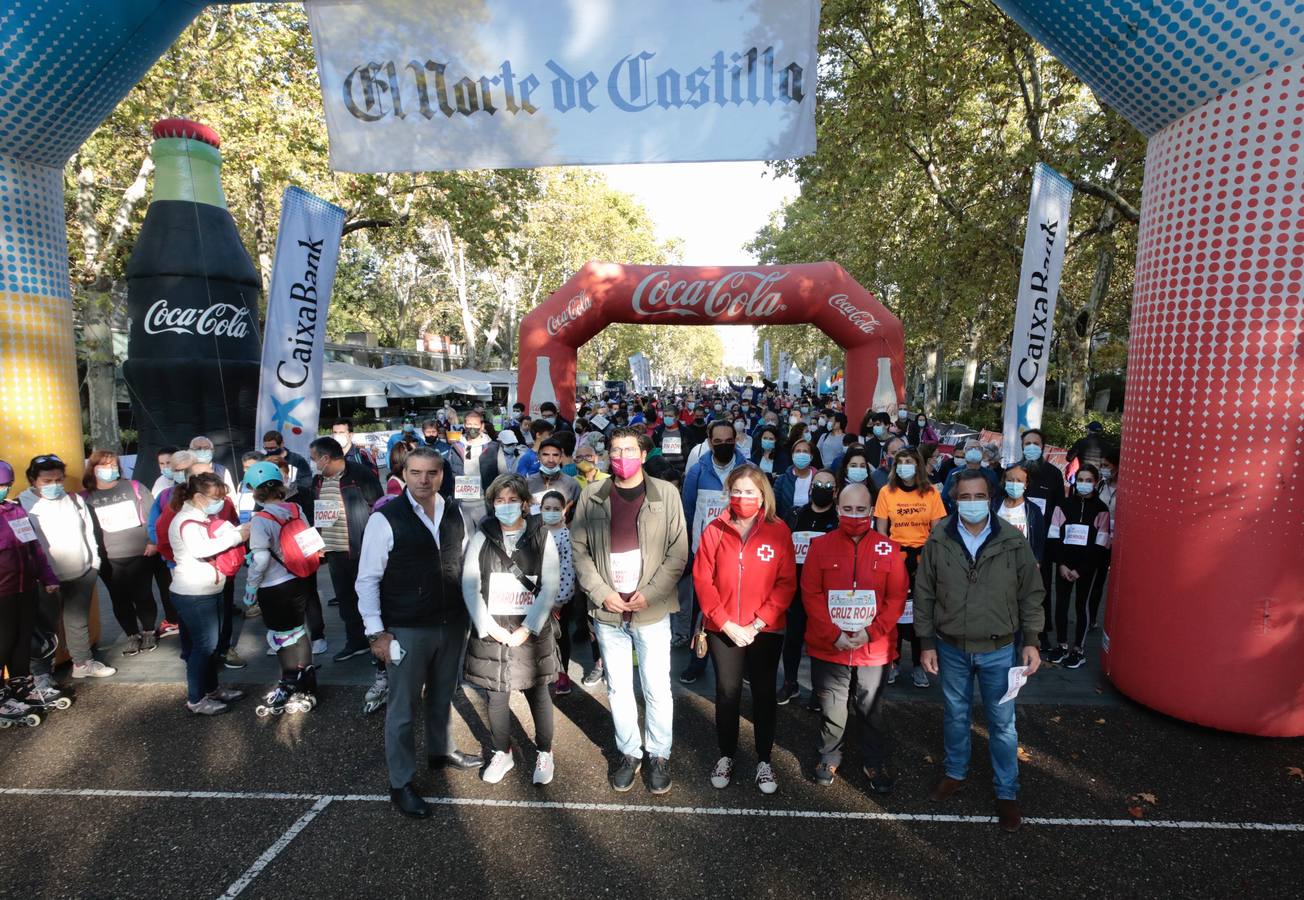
193, 449, 213, 464
846, 467, 868, 483
1023, 443, 1043, 461
539, 464, 560, 476
39, 483, 66, 501
96, 467, 119, 483
896, 464, 916, 480
0, 486, 8, 501
494, 502, 522, 525
964, 449, 983, 464
202, 499, 224, 516
173, 470, 188, 484
957, 500, 989, 523
1005, 482, 1026, 499
1075, 480, 1095, 496
761, 438, 776, 451
541, 509, 563, 526
792, 451, 812, 469
872, 426, 887, 439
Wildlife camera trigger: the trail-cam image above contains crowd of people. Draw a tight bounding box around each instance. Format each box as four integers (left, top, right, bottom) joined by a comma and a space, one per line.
0, 376, 1118, 833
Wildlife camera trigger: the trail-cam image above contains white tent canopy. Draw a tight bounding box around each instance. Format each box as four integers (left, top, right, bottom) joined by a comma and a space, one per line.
376, 364, 462, 398
321, 361, 389, 400
321, 362, 504, 401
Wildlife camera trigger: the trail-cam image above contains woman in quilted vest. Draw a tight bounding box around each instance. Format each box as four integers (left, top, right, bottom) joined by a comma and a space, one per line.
461, 474, 561, 787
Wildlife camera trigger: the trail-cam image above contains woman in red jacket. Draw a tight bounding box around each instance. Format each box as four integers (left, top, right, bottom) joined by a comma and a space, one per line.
693, 463, 797, 795
800, 481, 908, 793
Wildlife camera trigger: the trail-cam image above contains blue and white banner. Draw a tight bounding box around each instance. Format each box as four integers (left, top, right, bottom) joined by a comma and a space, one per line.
305, 0, 819, 172
1002, 163, 1074, 464
255, 187, 346, 460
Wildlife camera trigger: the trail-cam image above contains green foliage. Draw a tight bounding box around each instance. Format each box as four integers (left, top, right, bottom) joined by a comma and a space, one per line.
932, 401, 1121, 448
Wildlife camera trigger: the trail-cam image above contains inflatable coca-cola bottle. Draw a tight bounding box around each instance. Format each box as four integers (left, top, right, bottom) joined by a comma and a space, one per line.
123, 119, 262, 486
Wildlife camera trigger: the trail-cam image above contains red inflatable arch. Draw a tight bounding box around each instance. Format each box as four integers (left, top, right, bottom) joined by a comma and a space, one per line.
517, 262, 905, 423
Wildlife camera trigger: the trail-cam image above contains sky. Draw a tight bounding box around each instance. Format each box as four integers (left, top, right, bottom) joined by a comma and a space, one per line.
587, 161, 799, 370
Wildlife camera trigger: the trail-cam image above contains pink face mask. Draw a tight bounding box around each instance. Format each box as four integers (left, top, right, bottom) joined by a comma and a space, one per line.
610, 457, 642, 480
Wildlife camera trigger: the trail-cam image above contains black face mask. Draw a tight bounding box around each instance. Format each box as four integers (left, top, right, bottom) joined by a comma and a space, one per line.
810, 484, 836, 506
711, 442, 736, 464
693, 417, 706, 427
463, 427, 481, 439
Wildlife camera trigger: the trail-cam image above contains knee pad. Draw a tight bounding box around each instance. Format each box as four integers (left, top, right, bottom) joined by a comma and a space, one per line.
270, 625, 307, 650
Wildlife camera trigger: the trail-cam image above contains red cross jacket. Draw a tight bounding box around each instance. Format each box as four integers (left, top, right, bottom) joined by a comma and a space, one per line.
800, 529, 909, 667
693, 512, 797, 634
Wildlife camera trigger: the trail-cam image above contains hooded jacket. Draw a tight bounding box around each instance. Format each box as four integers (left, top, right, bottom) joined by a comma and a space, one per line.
800, 528, 909, 667
0, 501, 59, 594
693, 511, 797, 634
19, 489, 99, 581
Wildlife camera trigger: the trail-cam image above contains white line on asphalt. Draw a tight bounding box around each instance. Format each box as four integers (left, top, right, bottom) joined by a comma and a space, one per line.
3, 786, 1302, 833
218, 796, 334, 900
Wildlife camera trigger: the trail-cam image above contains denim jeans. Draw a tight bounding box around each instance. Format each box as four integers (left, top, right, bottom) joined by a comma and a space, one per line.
595, 614, 673, 759
172, 591, 222, 704
936, 639, 1020, 800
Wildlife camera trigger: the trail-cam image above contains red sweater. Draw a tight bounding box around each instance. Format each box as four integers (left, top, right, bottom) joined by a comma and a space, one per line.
693, 512, 797, 634
800, 529, 908, 666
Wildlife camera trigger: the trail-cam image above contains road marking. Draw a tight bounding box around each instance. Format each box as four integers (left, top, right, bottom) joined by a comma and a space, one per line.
2, 786, 1302, 833
218, 796, 333, 900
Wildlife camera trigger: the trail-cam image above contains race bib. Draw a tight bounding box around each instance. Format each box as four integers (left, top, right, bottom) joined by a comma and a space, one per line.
1029, 497, 1047, 514
897, 599, 914, 625
7, 516, 37, 543
487, 571, 536, 617
610, 549, 642, 593
791, 531, 821, 565
827, 589, 876, 631
454, 475, 483, 501
1064, 524, 1090, 547
313, 499, 344, 531
95, 499, 142, 533
692, 490, 727, 551
294, 526, 326, 556
661, 434, 682, 456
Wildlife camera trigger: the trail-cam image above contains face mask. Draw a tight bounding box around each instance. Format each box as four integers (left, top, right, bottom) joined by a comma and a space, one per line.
172, 470, 188, 484
610, 456, 642, 479
742, 405, 750, 412
540, 464, 560, 476
846, 467, 868, 484
711, 442, 736, 464
464, 427, 482, 440
789, 416, 801, 426
202, 498, 224, 516
1100, 467, 1113, 481
310, 458, 323, 477
839, 513, 872, 537
800, 406, 810, 414
964, 449, 983, 464
713, 404, 722, 412
334, 434, 350, 450
792, 451, 812, 469
38, 483, 65, 500
541, 509, 563, 526
957, 500, 988, 523
917, 418, 927, 427
1076, 480, 1095, 496
896, 463, 916, 480
193, 449, 213, 464
96, 467, 119, 482
1005, 482, 1026, 499
544, 416, 556, 425
494, 502, 522, 525
0, 486, 8, 501
810, 483, 835, 505
898, 409, 908, 419
872, 426, 887, 439
729, 495, 761, 519
734, 420, 746, 431
1023, 443, 1043, 461
694, 418, 706, 427
403, 424, 415, 433
761, 438, 776, 451
687, 401, 696, 410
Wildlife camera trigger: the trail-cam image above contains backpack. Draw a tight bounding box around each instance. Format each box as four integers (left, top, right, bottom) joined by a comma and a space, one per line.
255, 504, 323, 578
180, 517, 247, 578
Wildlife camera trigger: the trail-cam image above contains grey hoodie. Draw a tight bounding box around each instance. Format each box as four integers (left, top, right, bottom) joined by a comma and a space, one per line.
246, 501, 296, 592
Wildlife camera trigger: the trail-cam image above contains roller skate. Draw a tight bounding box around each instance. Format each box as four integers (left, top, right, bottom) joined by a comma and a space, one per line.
13, 675, 73, 711
362, 668, 388, 715
0, 685, 41, 728
289, 665, 318, 713
255, 680, 295, 717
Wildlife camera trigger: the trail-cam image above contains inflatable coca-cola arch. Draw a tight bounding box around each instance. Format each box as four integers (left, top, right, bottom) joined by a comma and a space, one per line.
517, 262, 904, 423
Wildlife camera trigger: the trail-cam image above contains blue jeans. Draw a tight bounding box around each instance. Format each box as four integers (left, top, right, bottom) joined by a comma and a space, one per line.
937, 640, 1020, 800
172, 591, 222, 704
595, 615, 673, 759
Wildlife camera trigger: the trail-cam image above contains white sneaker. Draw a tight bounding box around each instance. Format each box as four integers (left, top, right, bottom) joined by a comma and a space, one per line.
186, 696, 229, 716
72, 660, 116, 679
482, 750, 515, 784
710, 756, 734, 789
755, 761, 778, 795
311, 639, 328, 655
533, 751, 555, 785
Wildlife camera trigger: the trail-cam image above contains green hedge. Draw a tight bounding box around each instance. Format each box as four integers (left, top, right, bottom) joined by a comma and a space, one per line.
932, 402, 1121, 448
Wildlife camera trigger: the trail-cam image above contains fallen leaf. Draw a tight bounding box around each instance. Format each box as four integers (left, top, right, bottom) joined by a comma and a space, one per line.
1050, 715, 1062, 724
1017, 746, 1032, 762
923, 755, 935, 765
1128, 805, 1146, 819
1287, 767, 1304, 780
1094, 687, 1104, 695
1070, 752, 1081, 760
1137, 792, 1159, 805
1095, 718, 1107, 725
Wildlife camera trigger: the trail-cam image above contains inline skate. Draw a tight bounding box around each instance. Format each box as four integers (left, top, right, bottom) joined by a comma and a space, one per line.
255, 666, 317, 717
0, 684, 41, 728
362, 668, 387, 715
11, 675, 72, 711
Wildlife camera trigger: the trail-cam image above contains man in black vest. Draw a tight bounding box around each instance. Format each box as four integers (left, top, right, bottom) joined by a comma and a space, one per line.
356, 446, 482, 818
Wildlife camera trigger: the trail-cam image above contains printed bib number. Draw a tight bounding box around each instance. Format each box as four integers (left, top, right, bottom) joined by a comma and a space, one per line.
7, 517, 37, 543
897, 599, 914, 625
692, 490, 727, 551
95, 499, 142, 533
294, 527, 326, 556
791, 531, 821, 565
827, 589, 876, 632
454, 475, 483, 501
487, 571, 536, 617
313, 499, 343, 531
1029, 497, 1047, 514
1063, 524, 1090, 547
610, 549, 642, 593
661, 435, 682, 456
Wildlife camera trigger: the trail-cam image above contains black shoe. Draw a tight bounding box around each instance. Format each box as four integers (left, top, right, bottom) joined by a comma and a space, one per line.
1064, 650, 1086, 669
863, 765, 896, 795
678, 668, 700, 685
776, 682, 799, 706
611, 754, 642, 792
429, 749, 483, 770
333, 643, 370, 662
327, 597, 340, 606
390, 784, 430, 819
1046, 646, 1069, 665
813, 762, 837, 786
648, 756, 672, 795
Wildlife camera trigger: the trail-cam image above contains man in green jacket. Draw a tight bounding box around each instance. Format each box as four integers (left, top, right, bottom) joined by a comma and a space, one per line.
571, 427, 688, 796
914, 468, 1044, 833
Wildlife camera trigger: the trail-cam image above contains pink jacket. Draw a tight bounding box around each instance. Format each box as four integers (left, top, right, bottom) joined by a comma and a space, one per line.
0, 501, 59, 595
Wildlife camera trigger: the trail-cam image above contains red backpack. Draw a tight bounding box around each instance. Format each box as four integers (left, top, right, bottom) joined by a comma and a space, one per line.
255, 504, 323, 578
179, 517, 247, 578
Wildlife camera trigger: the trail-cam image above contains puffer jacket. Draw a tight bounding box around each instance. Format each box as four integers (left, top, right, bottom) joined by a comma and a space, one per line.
311, 460, 382, 558
0, 501, 59, 595
800, 528, 908, 667
914, 515, 1045, 654
693, 512, 796, 634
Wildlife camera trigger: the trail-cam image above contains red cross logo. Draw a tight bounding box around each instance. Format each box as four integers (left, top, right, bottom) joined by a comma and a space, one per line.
874, 541, 894, 556
757, 544, 774, 562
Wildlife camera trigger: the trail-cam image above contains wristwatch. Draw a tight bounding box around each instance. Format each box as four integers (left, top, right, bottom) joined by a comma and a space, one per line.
366, 631, 388, 643
752, 620, 764, 632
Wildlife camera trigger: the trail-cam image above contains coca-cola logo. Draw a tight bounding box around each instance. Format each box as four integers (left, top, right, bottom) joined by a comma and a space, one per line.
827, 294, 880, 335
143, 299, 252, 339
546, 291, 593, 336
630, 270, 787, 320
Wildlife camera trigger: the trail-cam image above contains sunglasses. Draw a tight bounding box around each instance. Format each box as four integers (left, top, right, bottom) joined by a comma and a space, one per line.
32, 454, 63, 465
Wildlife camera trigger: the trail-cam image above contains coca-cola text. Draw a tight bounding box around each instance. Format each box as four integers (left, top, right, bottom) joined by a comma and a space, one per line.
827, 294, 880, 335
143, 299, 252, 339
631, 270, 787, 320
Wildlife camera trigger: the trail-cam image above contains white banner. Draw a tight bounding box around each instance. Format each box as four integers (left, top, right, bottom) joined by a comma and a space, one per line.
255, 187, 346, 460
763, 340, 772, 379
1002, 163, 1074, 465
628, 352, 651, 392
306, 0, 819, 172
777, 351, 790, 389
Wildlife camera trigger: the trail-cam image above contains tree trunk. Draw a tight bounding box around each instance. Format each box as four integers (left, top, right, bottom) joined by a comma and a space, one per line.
250, 165, 273, 297
1061, 203, 1119, 415
957, 349, 980, 412
921, 346, 940, 414
83, 289, 119, 451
